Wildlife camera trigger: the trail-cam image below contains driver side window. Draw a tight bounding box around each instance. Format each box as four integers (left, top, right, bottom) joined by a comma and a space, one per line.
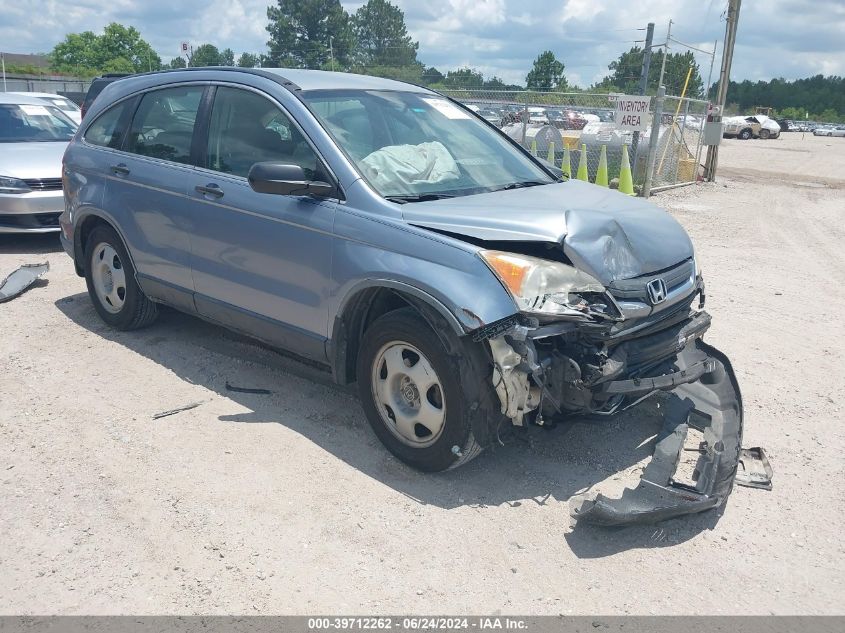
206, 87, 319, 179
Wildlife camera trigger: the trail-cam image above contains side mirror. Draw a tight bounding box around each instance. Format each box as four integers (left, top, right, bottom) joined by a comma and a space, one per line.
247, 162, 336, 198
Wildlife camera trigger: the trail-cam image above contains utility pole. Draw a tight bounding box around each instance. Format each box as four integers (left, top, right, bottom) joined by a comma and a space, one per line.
706, 0, 742, 181
657, 19, 672, 92
1, 53, 6, 92
642, 20, 671, 197
329, 36, 335, 72
638, 22, 655, 96
631, 22, 655, 185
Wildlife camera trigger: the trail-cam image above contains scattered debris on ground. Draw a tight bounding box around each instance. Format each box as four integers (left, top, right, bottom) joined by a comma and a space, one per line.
225, 381, 273, 395
152, 401, 206, 420
735, 447, 774, 490
0, 262, 49, 303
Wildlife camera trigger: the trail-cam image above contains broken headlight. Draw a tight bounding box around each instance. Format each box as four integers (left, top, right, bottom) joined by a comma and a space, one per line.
480, 250, 611, 318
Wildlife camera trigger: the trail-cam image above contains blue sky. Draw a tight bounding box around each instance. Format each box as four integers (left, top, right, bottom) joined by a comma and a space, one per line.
2, 0, 844, 87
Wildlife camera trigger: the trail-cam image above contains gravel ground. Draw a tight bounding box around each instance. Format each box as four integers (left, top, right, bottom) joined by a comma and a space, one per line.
1, 133, 843, 615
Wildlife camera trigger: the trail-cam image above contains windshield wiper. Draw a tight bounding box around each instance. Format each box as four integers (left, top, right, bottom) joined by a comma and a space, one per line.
384, 193, 457, 204
490, 181, 549, 192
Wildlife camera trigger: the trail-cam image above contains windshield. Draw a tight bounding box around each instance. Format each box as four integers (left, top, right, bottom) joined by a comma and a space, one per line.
0, 104, 77, 142
301, 89, 555, 200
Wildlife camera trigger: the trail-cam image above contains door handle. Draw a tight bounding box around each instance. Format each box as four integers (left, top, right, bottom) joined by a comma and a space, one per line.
110, 163, 130, 176
195, 183, 224, 199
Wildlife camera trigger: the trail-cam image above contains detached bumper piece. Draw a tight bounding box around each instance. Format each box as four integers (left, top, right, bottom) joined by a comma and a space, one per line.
0, 262, 49, 303
735, 447, 773, 490
570, 340, 743, 526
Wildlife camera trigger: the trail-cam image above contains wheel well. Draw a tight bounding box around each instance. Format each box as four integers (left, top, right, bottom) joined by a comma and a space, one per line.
333, 287, 446, 385
74, 215, 114, 276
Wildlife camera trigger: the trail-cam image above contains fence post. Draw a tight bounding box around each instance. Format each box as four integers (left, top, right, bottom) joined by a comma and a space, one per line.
642, 86, 665, 198
521, 91, 528, 146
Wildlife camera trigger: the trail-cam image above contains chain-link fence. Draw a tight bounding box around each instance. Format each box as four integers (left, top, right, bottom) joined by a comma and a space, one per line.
440, 89, 707, 195
646, 95, 708, 190
2, 75, 92, 103
441, 90, 632, 186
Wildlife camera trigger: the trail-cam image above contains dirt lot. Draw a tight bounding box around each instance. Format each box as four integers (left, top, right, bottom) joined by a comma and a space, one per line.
1, 133, 843, 615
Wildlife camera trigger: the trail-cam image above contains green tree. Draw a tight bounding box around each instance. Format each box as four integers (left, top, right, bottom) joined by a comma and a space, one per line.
265, 0, 354, 69
221, 48, 235, 66
818, 108, 840, 123
190, 44, 222, 66
421, 66, 444, 85
525, 51, 567, 91
49, 31, 100, 74
597, 46, 703, 97
352, 0, 418, 67
237, 52, 260, 68
49, 23, 161, 74
169, 57, 187, 69
442, 68, 484, 89
714, 75, 844, 120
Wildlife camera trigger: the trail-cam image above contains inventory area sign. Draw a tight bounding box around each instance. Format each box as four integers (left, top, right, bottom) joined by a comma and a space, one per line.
612, 95, 652, 131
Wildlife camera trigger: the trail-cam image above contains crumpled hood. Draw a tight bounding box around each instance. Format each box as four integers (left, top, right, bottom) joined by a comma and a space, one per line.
403, 180, 694, 283
0, 141, 67, 179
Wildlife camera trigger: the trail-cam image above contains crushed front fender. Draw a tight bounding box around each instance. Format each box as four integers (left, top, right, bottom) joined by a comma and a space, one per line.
570, 340, 743, 526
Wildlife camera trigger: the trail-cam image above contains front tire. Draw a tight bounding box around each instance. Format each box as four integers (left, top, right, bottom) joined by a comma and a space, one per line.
357, 308, 484, 472
739, 128, 752, 140
84, 225, 158, 330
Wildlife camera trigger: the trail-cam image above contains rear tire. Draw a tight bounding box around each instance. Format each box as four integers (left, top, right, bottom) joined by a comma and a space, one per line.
357, 308, 484, 472
84, 225, 158, 330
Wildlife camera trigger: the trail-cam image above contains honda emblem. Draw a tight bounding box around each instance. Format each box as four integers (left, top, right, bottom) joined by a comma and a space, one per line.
646, 278, 668, 305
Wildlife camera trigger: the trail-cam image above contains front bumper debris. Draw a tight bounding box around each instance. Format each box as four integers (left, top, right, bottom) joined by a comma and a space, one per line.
569, 340, 743, 525
0, 262, 49, 303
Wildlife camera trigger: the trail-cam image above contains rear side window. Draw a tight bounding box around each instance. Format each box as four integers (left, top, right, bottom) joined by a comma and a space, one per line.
126, 86, 204, 164
84, 100, 132, 149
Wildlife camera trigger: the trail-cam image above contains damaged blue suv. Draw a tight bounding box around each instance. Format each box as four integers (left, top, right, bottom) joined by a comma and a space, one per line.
61, 68, 743, 525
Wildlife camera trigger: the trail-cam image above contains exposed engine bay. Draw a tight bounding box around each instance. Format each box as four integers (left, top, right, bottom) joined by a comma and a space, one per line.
478, 272, 744, 526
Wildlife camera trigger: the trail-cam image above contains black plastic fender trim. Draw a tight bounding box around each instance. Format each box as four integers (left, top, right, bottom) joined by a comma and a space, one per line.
570, 339, 743, 526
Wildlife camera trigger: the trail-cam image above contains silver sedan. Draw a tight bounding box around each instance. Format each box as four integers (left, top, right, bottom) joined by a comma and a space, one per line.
0, 92, 77, 234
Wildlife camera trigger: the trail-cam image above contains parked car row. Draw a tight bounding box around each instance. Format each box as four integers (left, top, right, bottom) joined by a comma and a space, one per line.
781, 120, 844, 133
812, 124, 845, 137
462, 102, 612, 130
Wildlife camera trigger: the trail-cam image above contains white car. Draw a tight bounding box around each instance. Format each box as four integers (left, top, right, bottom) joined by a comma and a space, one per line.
526, 107, 548, 124
723, 114, 780, 139
12, 92, 82, 124
754, 114, 782, 139
814, 125, 845, 137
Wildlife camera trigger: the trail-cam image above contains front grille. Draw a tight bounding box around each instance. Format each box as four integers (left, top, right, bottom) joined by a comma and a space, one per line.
22, 178, 63, 191
608, 259, 694, 302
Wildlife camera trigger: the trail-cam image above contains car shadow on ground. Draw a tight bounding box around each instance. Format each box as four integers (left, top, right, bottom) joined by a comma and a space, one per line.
55, 292, 725, 555
0, 233, 64, 255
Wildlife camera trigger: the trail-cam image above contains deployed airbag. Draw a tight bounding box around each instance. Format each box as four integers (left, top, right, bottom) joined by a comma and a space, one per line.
360, 141, 460, 193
